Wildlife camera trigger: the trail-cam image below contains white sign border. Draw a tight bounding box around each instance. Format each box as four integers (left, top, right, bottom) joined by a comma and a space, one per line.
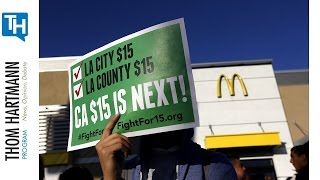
67, 18, 199, 151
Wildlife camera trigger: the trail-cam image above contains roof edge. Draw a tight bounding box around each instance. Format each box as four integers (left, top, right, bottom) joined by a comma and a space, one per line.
191, 59, 272, 69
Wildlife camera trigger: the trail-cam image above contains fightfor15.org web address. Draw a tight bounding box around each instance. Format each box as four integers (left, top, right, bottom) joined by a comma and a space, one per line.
78, 113, 183, 141
116, 113, 183, 131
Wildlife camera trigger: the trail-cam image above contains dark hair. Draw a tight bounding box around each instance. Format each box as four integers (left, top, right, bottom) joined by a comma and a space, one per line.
59, 166, 94, 180
291, 141, 309, 159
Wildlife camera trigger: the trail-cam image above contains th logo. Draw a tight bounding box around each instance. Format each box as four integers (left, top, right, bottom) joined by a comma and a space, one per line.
2, 13, 28, 41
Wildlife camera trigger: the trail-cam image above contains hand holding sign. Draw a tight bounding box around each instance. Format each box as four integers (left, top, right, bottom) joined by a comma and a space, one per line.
95, 114, 131, 180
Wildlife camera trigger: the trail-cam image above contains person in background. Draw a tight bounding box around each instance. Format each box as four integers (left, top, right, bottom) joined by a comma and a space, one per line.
58, 166, 94, 180
289, 141, 309, 180
95, 114, 237, 180
228, 156, 247, 180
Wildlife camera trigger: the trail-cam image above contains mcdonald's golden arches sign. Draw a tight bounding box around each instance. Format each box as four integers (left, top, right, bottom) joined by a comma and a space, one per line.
217, 73, 248, 98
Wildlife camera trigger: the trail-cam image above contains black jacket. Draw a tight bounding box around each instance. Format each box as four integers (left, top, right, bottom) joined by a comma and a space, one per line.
296, 165, 309, 180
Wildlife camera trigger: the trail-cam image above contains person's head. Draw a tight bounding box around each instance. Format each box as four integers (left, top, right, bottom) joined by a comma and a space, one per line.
290, 141, 309, 172
229, 156, 246, 180
141, 128, 194, 150
59, 166, 94, 180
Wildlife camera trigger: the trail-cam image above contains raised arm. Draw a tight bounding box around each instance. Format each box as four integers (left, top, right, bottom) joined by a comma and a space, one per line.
95, 114, 131, 180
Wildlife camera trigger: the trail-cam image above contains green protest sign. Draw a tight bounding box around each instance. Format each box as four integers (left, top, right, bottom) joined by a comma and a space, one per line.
67, 18, 199, 151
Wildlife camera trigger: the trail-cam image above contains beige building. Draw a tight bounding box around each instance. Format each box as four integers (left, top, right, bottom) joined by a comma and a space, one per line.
276, 70, 309, 145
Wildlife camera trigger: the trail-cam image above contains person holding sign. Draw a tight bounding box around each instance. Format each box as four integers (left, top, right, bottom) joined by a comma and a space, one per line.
68, 19, 203, 152
96, 114, 237, 180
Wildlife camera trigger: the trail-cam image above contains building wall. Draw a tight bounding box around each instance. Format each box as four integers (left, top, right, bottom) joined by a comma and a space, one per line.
191, 63, 295, 179
39, 58, 299, 179
40, 71, 69, 105
278, 84, 309, 144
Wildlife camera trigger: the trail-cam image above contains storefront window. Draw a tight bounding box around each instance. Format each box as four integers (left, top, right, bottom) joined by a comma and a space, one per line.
242, 158, 277, 180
